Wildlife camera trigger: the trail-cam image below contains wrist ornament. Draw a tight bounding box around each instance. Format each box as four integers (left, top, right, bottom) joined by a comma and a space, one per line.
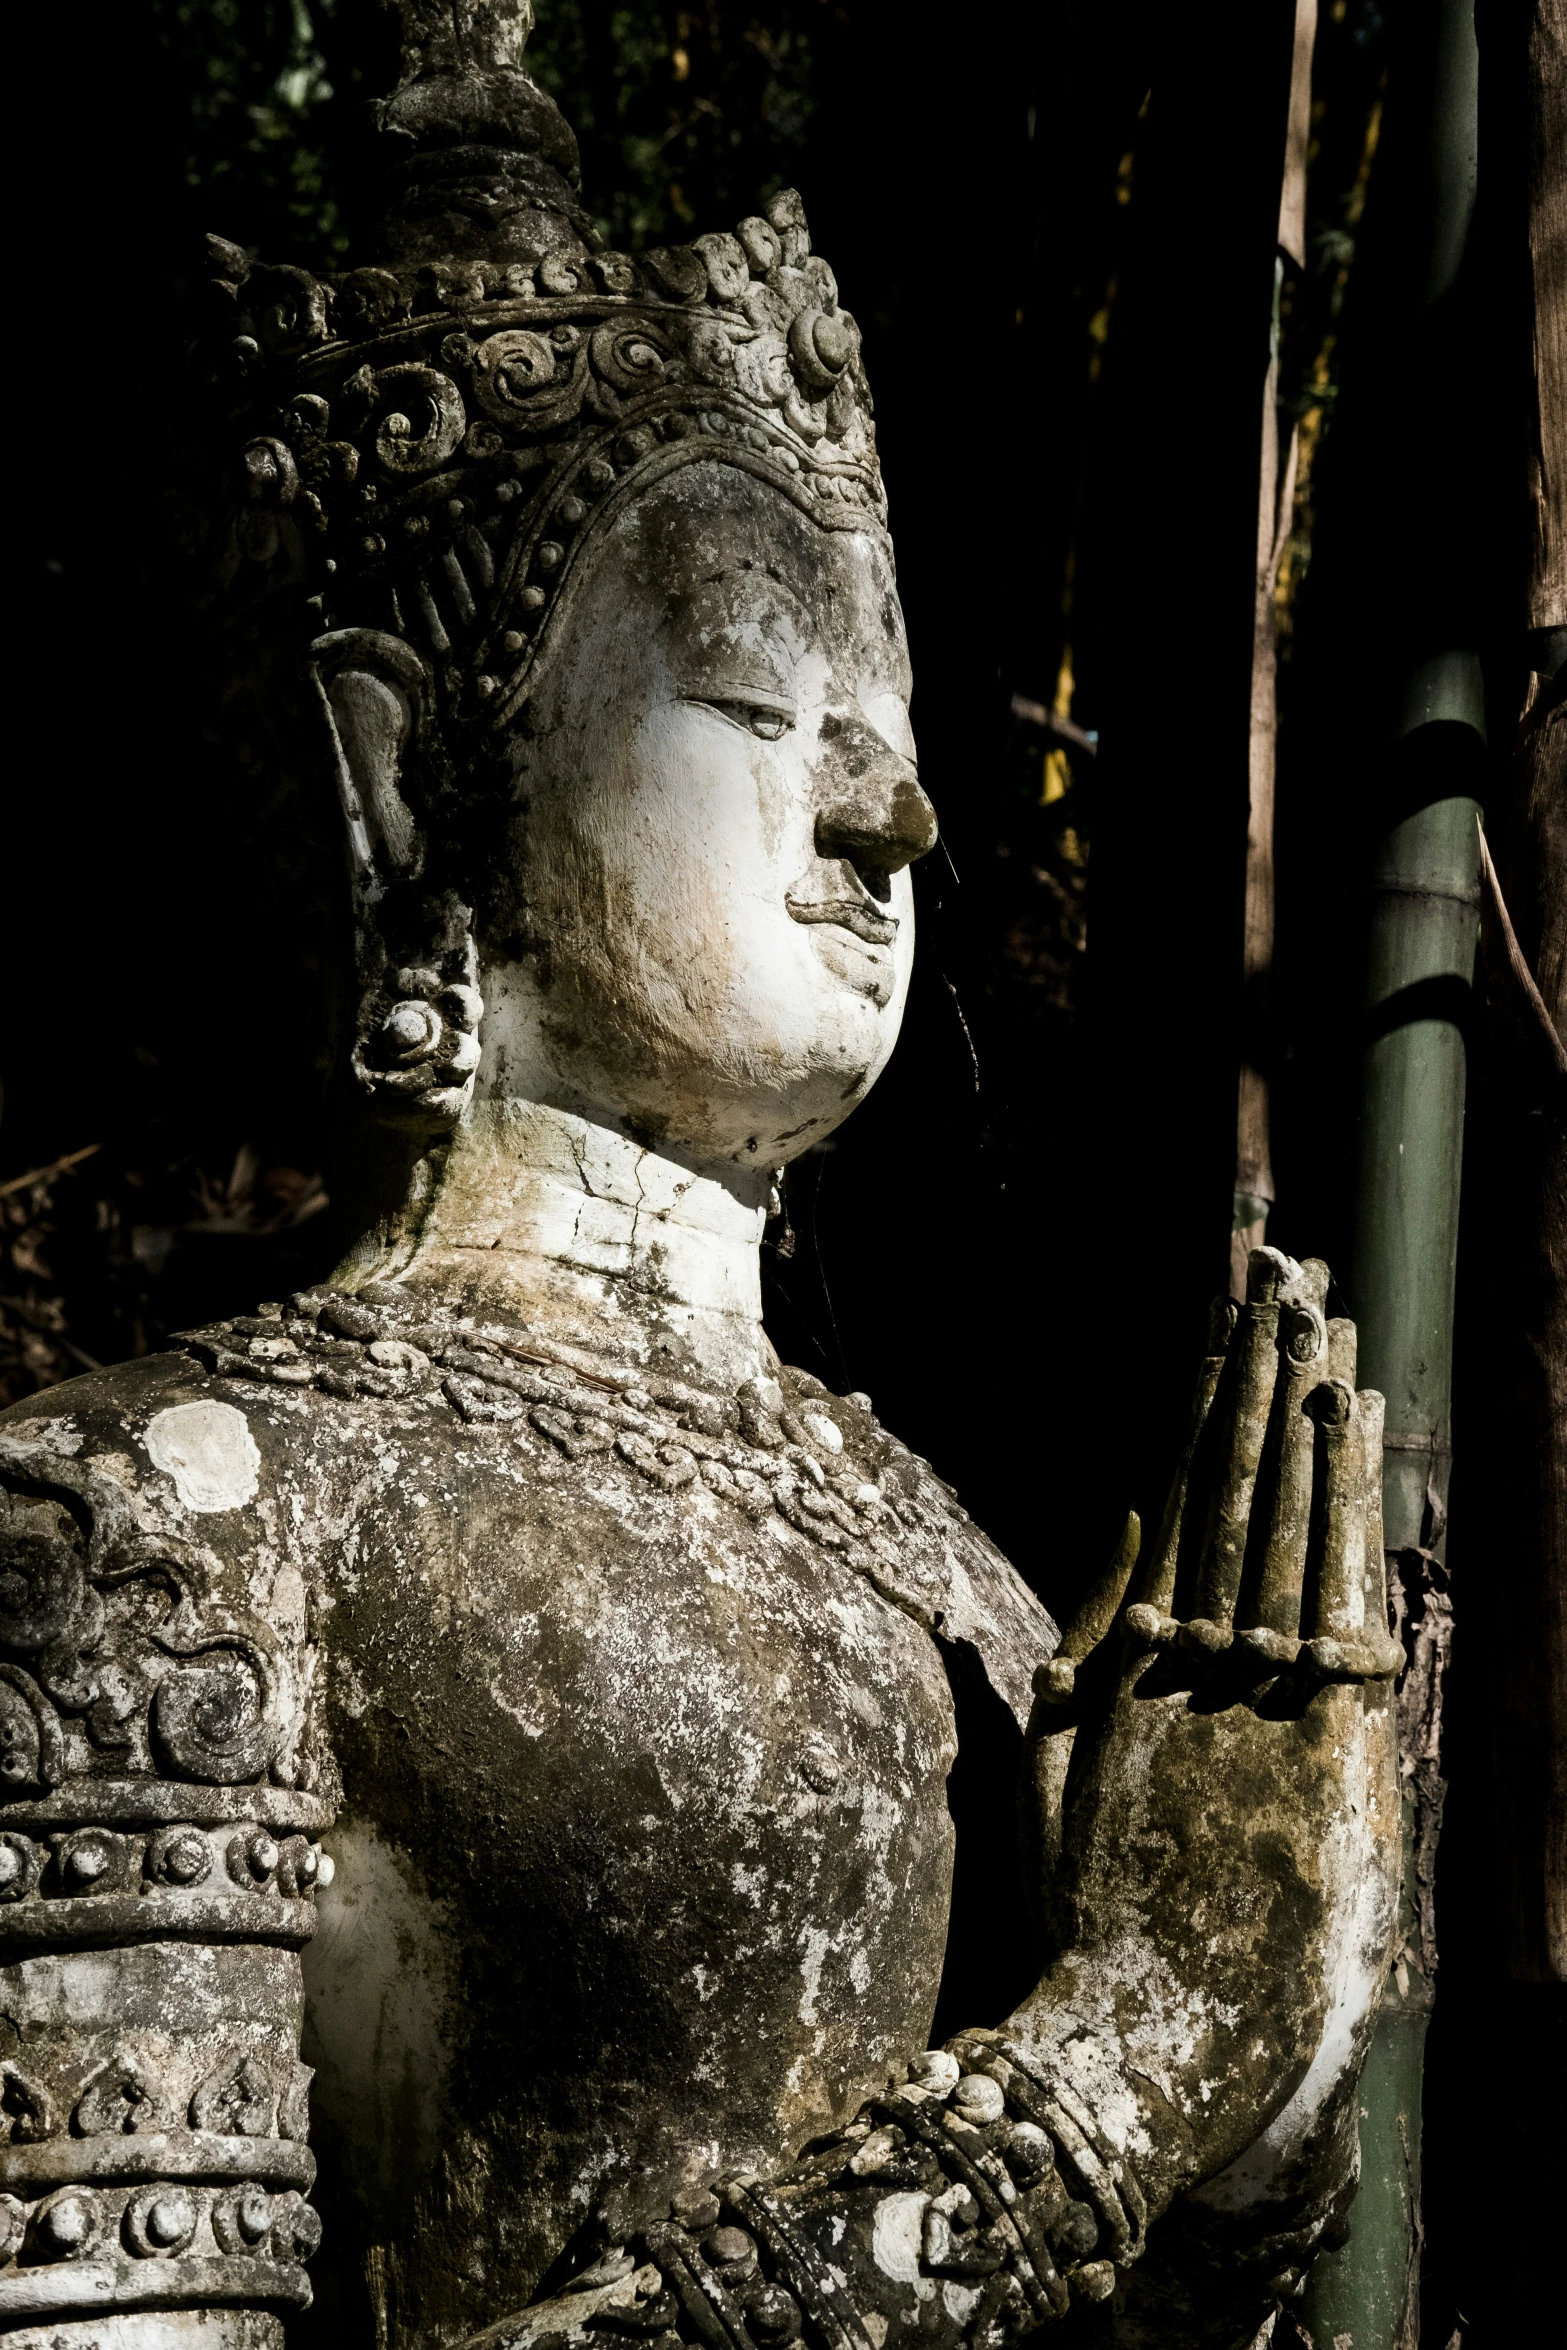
580, 2044, 1146, 2350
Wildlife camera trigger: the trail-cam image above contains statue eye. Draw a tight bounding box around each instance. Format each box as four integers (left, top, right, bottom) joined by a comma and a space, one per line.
744, 706, 792, 742
694, 698, 795, 743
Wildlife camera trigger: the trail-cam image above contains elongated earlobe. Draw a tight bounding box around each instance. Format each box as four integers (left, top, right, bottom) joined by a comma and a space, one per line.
308, 629, 484, 1134
308, 629, 427, 887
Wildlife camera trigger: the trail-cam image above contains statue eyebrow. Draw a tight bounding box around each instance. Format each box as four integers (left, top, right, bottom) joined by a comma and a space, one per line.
684, 683, 797, 711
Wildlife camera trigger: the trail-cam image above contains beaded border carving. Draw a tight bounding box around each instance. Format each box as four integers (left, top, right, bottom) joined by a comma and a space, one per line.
179, 1283, 980, 1641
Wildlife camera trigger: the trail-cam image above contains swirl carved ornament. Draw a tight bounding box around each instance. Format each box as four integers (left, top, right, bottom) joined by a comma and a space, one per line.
0, 1441, 314, 1799
203, 189, 881, 726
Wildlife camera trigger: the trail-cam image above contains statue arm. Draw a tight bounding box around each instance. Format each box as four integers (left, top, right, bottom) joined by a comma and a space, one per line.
492, 1250, 1399, 2350
0, 1420, 332, 2340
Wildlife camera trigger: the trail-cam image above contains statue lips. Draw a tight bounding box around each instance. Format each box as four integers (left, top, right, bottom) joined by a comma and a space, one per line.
784, 892, 899, 949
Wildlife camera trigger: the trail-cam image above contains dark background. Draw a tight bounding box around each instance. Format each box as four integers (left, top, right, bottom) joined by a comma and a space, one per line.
5, 4, 1557, 2340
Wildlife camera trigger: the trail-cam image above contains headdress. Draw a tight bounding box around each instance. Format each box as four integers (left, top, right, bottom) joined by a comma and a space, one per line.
199, 0, 884, 738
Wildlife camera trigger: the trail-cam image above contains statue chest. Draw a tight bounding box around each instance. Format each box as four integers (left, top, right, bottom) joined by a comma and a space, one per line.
303, 1407, 961, 2307
0, 1342, 1054, 2344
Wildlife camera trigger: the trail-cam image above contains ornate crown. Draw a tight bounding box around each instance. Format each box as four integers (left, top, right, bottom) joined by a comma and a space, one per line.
197, 0, 883, 736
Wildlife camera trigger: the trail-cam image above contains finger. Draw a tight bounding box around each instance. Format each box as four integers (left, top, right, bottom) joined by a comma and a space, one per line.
1325, 1314, 1358, 1389
1299, 1382, 1402, 1681
1356, 1388, 1402, 1676
1359, 1388, 1385, 1619
1192, 1249, 1292, 1628
1242, 1298, 1326, 1636
1043, 1514, 1141, 1701
1297, 1256, 1332, 1307
1132, 1296, 1234, 1619
1304, 1379, 1365, 1644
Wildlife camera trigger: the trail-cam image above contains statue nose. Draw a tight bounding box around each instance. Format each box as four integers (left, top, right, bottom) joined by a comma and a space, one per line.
814, 717, 938, 880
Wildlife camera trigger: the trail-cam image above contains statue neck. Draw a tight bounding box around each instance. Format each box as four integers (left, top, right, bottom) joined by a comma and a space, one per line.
333, 1100, 774, 1393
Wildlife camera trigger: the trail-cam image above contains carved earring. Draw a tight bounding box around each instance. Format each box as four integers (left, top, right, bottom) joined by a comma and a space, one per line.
351, 893, 485, 1134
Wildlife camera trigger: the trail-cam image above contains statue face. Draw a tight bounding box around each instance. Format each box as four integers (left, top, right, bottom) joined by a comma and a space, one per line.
477, 462, 936, 1172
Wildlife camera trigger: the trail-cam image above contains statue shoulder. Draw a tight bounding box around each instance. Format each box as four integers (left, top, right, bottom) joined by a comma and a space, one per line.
0, 1346, 317, 1502
0, 1348, 333, 1802
776, 1368, 1058, 1731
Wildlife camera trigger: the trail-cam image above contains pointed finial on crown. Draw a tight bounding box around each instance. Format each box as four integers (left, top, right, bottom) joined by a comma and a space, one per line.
198, 0, 884, 736
373, 0, 588, 264
390, 0, 537, 77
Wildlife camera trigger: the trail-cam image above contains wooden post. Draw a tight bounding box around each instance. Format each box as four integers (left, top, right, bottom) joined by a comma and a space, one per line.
1085, 0, 1305, 1436
1490, 0, 1566, 1987
1232, 0, 1316, 1299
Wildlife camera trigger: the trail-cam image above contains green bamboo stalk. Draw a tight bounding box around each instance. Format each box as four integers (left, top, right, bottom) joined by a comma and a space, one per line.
1299, 748, 1481, 2350
1296, 1, 1487, 2333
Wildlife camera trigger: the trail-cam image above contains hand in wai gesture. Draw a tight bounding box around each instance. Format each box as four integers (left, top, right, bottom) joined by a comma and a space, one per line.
1006, 1247, 1401, 2245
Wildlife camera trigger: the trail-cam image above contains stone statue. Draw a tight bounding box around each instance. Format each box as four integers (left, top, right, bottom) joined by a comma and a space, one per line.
0, 7, 1402, 2345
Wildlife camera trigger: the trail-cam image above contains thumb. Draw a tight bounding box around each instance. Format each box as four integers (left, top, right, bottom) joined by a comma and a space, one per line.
1034, 1510, 1142, 1706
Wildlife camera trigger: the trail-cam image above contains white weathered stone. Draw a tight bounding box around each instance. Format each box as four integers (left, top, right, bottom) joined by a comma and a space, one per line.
143, 1401, 261, 1514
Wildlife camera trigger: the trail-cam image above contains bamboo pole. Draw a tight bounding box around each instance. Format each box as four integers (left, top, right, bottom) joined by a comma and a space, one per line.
1297, 4, 1486, 2344
1299, 699, 1482, 2350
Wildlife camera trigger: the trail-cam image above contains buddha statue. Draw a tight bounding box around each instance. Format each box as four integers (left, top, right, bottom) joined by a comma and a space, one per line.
0, 7, 1402, 2346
